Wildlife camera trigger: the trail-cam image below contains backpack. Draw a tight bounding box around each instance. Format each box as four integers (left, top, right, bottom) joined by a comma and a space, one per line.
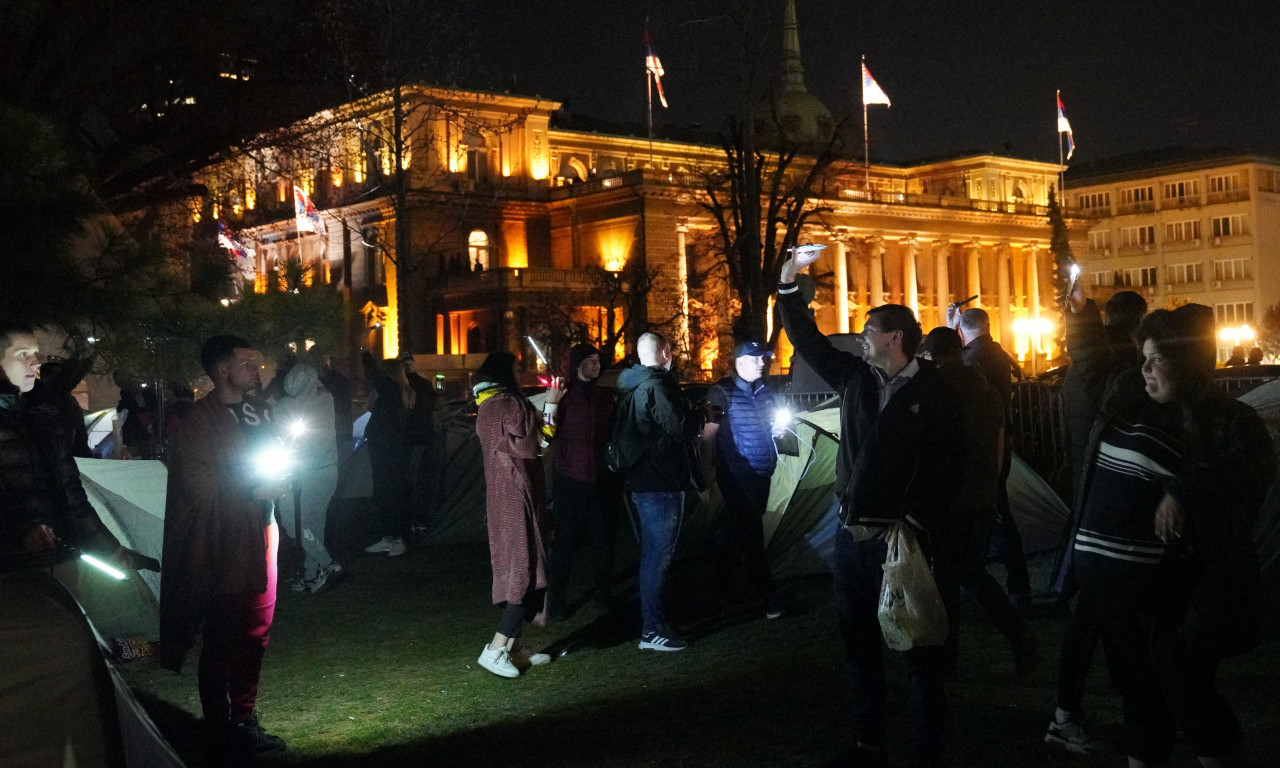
604, 388, 648, 474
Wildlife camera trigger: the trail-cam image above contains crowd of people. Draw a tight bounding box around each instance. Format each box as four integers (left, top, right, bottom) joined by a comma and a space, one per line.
3, 250, 1274, 767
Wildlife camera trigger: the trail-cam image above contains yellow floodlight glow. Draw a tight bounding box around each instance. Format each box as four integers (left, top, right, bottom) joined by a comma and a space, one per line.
1218, 324, 1256, 346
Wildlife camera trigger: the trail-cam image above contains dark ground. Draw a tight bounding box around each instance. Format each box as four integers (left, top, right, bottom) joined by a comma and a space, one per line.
118, 500, 1280, 767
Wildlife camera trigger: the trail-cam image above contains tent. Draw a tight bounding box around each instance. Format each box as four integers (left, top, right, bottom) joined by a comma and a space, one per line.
74, 458, 168, 640
0, 567, 186, 767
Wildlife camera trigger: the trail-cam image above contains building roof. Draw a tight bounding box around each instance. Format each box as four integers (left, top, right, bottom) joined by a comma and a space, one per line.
1063, 146, 1279, 186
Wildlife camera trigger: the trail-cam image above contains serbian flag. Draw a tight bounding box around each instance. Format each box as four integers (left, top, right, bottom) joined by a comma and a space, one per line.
1057, 91, 1075, 160
862, 63, 891, 107
644, 28, 669, 108
217, 220, 251, 260
294, 185, 326, 236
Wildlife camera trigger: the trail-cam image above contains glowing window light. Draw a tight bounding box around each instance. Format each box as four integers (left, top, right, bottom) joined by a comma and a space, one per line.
245, 185, 256, 210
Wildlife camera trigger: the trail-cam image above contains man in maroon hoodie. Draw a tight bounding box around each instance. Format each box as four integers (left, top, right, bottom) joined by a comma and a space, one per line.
546, 343, 616, 620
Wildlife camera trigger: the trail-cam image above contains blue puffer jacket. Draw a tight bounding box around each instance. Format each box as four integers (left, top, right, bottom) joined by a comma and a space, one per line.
707, 375, 777, 478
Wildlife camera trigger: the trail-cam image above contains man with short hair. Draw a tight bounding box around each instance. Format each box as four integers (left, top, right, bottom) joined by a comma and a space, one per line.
615, 330, 694, 651
547, 343, 616, 620
1, 322, 152, 567
160, 335, 289, 759
779, 254, 962, 768
702, 339, 783, 619
949, 306, 1030, 609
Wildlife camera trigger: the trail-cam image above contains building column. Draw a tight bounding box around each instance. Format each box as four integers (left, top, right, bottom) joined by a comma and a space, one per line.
966, 241, 982, 308
902, 237, 919, 316
1026, 245, 1041, 323
675, 223, 690, 357
933, 240, 950, 328
834, 238, 850, 333
869, 236, 884, 307
996, 243, 1012, 345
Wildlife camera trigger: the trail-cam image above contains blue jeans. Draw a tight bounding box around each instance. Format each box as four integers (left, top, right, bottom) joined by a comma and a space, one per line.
630, 491, 683, 634
833, 524, 946, 764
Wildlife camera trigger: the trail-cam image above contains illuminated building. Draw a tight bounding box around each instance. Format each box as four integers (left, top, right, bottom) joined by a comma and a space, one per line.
186, 13, 1080, 378
1066, 150, 1280, 362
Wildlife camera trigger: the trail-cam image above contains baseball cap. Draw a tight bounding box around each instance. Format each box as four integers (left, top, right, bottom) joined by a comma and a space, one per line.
733, 340, 769, 358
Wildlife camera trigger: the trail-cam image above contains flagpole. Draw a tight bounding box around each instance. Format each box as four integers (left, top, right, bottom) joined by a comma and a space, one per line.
1057, 92, 1064, 196
862, 55, 870, 192
647, 70, 654, 162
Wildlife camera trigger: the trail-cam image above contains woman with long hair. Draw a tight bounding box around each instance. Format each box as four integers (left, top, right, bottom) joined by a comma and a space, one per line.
472, 351, 561, 677
1070, 304, 1273, 768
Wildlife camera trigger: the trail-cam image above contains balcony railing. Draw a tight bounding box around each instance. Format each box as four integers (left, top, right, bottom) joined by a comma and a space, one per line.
439, 266, 604, 293
1206, 188, 1250, 204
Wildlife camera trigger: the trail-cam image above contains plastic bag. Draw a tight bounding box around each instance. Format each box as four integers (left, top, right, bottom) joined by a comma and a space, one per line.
877, 522, 949, 651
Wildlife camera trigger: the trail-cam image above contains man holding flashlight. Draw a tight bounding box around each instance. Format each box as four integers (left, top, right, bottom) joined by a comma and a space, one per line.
701, 339, 783, 619
160, 335, 289, 759
1, 321, 156, 571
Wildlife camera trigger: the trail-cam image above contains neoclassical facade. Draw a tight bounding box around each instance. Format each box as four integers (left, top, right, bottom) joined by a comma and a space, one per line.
187, 83, 1079, 379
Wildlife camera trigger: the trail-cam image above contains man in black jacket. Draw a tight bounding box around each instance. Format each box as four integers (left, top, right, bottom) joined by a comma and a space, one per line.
778, 253, 962, 768
615, 330, 693, 652
951, 306, 1030, 608
1, 321, 154, 569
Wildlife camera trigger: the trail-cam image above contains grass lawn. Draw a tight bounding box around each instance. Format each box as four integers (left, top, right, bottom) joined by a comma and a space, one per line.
119, 513, 1280, 767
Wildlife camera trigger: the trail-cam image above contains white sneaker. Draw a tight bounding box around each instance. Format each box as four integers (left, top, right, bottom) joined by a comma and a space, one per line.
1045, 716, 1105, 754
387, 537, 407, 557
477, 645, 520, 678
364, 536, 394, 554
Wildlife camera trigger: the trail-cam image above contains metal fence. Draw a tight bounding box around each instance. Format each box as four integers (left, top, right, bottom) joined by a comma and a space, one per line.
781, 372, 1278, 500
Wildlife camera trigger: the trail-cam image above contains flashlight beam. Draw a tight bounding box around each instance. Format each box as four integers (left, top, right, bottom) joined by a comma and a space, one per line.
81, 553, 128, 580
526, 336, 551, 370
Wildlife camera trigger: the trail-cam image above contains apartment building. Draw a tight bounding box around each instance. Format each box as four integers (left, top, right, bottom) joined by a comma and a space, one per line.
1067, 151, 1280, 360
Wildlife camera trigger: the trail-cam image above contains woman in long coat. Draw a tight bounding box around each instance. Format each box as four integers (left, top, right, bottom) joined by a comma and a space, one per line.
473, 351, 561, 677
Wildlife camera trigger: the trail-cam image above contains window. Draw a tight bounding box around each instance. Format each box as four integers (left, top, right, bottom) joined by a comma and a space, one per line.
1120, 225, 1156, 247
1119, 185, 1154, 205
1215, 302, 1254, 324
1164, 220, 1201, 242
1163, 179, 1200, 199
1211, 214, 1245, 238
1089, 270, 1113, 287
1167, 262, 1203, 285
1088, 230, 1112, 252
1121, 267, 1158, 287
468, 229, 490, 271
1077, 191, 1111, 211
1208, 174, 1240, 193
1213, 259, 1250, 281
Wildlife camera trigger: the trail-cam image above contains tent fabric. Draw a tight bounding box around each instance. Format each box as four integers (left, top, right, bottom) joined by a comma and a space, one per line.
74, 458, 167, 640
0, 569, 186, 768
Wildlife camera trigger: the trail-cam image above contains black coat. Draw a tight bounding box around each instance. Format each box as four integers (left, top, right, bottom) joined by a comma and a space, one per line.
1, 382, 116, 555
779, 291, 963, 531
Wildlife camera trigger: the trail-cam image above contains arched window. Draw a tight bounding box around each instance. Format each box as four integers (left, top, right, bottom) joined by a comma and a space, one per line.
468, 230, 490, 271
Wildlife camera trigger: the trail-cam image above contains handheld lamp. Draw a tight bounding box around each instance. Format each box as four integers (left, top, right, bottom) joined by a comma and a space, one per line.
81, 553, 127, 581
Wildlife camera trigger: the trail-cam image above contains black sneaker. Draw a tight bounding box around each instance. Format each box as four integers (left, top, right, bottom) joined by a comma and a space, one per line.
233, 711, 287, 754
638, 628, 687, 651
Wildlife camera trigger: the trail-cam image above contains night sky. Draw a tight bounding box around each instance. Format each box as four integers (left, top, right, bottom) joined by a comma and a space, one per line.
478, 0, 1279, 165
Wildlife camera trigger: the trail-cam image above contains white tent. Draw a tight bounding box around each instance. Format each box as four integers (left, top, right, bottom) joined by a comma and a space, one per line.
0, 569, 186, 767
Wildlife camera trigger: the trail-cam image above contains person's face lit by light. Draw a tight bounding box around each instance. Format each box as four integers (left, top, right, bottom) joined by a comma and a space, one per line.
735, 354, 766, 383
1, 332, 41, 394
1141, 339, 1177, 404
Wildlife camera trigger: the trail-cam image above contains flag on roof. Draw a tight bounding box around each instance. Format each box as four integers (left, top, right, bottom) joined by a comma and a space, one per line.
644, 27, 669, 109
862, 63, 891, 107
217, 220, 252, 260
294, 185, 326, 236
1057, 90, 1075, 160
